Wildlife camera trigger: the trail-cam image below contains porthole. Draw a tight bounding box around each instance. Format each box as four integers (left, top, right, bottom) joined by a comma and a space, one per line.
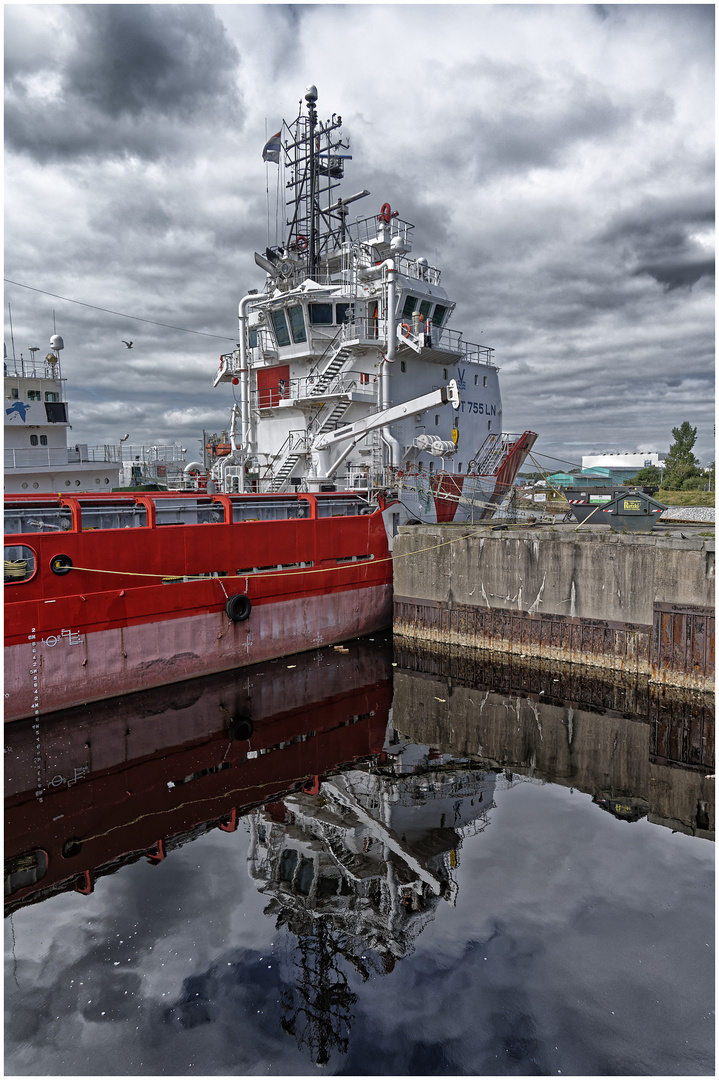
64, 480, 71, 486
104, 478, 110, 485
95, 478, 101, 484
32, 482, 39, 489
75, 480, 81, 486
4, 544, 37, 584
21, 482, 28, 489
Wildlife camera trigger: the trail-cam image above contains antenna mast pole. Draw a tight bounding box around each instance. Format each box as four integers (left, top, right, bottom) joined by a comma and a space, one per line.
305, 86, 318, 279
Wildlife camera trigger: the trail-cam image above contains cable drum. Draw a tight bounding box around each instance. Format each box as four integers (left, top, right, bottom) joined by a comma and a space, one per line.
225, 594, 252, 622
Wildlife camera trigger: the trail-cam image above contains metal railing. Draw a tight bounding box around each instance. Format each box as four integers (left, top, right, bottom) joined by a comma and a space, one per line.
5, 357, 63, 381
5, 445, 121, 469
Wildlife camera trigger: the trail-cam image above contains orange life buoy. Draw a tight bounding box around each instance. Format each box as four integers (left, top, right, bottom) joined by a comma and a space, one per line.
401, 323, 411, 335
378, 202, 392, 223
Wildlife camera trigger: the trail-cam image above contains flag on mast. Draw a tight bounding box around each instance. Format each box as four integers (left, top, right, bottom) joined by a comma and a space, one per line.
262, 131, 281, 164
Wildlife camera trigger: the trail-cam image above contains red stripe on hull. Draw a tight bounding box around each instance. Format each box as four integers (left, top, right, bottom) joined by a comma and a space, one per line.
5, 584, 392, 721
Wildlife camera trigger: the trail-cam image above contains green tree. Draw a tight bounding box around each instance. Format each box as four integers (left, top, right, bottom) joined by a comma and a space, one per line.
629, 465, 662, 486
662, 422, 702, 490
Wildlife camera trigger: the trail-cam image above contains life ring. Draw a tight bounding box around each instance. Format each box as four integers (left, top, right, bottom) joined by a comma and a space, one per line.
378, 202, 392, 223
225, 593, 252, 622
295, 234, 308, 252
401, 323, 411, 335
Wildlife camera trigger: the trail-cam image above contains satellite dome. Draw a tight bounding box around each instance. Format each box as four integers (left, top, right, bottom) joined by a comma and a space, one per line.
304, 85, 318, 103
50, 334, 64, 351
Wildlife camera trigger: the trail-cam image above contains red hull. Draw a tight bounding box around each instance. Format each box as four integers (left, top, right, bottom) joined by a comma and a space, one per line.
4, 492, 393, 721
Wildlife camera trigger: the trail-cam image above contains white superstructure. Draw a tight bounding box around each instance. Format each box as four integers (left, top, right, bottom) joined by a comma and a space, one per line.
4, 336, 121, 494
210, 86, 536, 524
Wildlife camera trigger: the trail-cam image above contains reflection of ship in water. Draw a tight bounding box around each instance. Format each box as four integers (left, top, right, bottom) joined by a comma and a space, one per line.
247, 731, 506, 1064
4, 637, 393, 914
393, 642, 714, 840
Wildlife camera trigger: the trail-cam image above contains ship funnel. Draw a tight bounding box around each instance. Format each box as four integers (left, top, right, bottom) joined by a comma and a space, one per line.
50, 334, 64, 351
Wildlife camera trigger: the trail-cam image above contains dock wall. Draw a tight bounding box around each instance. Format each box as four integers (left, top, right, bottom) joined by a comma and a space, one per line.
393, 526, 715, 690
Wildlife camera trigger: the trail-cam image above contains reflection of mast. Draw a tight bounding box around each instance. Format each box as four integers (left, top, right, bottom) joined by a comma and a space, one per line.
280, 916, 357, 1066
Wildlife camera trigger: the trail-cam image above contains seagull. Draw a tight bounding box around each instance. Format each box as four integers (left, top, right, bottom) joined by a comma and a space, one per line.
122, 340, 134, 349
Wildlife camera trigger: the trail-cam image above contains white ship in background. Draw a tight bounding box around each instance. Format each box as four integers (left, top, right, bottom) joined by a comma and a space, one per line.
4, 334, 187, 494
4, 336, 122, 494
208, 85, 536, 525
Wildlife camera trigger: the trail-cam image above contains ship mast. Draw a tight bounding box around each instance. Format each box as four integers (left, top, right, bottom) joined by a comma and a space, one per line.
283, 86, 351, 278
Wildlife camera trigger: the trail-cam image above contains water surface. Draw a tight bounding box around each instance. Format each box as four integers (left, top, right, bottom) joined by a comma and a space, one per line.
5, 637, 714, 1075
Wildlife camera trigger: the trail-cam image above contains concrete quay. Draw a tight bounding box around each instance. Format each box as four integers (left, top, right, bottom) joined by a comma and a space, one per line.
393, 523, 715, 691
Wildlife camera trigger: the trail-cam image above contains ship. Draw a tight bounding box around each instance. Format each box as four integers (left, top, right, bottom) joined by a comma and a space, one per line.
4, 85, 537, 721
3, 333, 188, 493
4, 336, 122, 494
203, 84, 536, 519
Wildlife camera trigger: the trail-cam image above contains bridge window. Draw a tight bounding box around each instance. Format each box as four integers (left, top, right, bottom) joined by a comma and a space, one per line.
401, 294, 418, 319
287, 305, 307, 344
27, 390, 41, 401
45, 402, 67, 423
4, 544, 36, 584
270, 310, 291, 347
308, 303, 333, 325
45, 392, 60, 402
432, 304, 448, 326
419, 299, 432, 319
336, 302, 353, 323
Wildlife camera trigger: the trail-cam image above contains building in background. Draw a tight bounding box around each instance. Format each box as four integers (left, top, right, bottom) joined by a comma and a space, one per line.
582, 452, 665, 478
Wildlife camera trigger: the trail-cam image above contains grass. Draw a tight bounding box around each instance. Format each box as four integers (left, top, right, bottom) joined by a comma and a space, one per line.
656, 489, 715, 507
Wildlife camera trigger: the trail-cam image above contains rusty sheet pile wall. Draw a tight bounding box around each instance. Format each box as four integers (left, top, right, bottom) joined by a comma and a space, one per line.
393, 526, 715, 691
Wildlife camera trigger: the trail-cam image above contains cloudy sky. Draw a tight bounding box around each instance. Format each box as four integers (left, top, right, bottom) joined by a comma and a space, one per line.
4, 4, 715, 467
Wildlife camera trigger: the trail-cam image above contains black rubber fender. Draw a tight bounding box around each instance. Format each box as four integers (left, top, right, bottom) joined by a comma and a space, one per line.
225, 593, 252, 622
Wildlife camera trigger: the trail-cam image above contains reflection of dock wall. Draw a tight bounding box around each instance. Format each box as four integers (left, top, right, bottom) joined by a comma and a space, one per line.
392, 658, 714, 840
393, 527, 714, 690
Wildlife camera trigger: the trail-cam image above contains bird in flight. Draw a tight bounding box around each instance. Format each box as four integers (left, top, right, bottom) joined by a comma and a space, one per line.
122, 340, 134, 349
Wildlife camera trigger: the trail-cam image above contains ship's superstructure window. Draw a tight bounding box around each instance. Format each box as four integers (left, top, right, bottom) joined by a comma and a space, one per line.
435, 415, 439, 426
270, 310, 291, 347
483, 375, 487, 386
40, 435, 47, 445
400, 361, 406, 372
433, 304, 448, 326
248, 328, 258, 349
308, 303, 333, 325
488, 421, 492, 430
27, 390, 41, 401
335, 302, 353, 323
474, 374, 478, 385
287, 305, 307, 344
401, 295, 418, 319
45, 391, 60, 402
443, 369, 448, 380
419, 299, 432, 319
45, 402, 67, 423
10, 387, 19, 399
30, 435, 38, 445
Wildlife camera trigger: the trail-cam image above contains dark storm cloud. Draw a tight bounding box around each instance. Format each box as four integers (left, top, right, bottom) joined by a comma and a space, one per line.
5, 5, 242, 162
600, 194, 715, 291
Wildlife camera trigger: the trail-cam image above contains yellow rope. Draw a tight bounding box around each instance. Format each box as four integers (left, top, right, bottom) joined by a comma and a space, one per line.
64, 523, 521, 583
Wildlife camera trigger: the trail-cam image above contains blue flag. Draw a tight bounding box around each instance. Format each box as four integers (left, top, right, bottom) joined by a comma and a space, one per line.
262, 131, 281, 164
